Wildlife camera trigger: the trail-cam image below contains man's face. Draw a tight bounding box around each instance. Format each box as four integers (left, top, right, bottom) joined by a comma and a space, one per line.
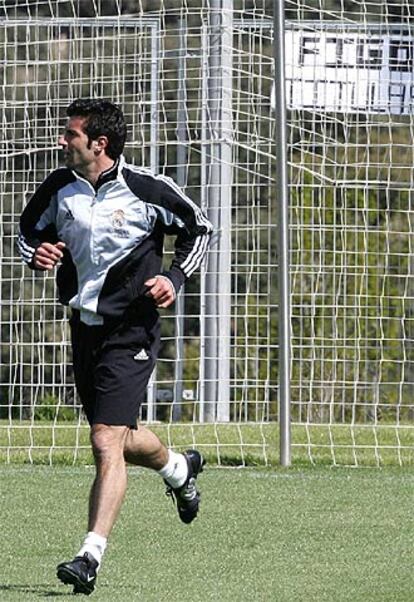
58, 116, 96, 171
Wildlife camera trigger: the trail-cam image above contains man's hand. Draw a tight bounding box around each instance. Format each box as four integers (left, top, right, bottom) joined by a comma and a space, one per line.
144, 275, 176, 308
33, 241, 66, 271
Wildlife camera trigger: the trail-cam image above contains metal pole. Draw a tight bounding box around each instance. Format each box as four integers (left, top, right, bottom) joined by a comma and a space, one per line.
147, 21, 160, 422
204, 3, 221, 422
199, 24, 208, 422
203, 0, 233, 422
216, 3, 232, 422
172, 15, 188, 421
273, 0, 291, 466
150, 22, 159, 174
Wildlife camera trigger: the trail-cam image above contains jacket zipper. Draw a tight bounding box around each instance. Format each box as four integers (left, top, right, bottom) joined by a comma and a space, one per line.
90, 193, 99, 265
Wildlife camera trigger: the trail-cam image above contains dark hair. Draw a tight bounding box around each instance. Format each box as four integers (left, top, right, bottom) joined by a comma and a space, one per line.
66, 98, 127, 160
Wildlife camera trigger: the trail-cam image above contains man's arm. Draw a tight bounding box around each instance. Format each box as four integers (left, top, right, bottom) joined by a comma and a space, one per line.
146, 175, 213, 308
18, 169, 71, 270
155, 173, 212, 280
123, 167, 213, 308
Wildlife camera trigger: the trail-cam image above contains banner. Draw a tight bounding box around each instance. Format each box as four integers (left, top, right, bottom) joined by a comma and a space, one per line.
276, 30, 414, 114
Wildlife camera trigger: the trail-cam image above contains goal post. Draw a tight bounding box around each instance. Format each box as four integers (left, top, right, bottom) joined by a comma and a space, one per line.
201, 0, 233, 423
273, 0, 292, 467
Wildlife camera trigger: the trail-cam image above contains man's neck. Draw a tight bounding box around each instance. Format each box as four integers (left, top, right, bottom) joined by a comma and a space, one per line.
77, 156, 116, 186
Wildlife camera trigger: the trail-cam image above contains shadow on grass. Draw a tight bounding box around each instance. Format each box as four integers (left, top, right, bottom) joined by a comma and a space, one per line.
0, 584, 68, 597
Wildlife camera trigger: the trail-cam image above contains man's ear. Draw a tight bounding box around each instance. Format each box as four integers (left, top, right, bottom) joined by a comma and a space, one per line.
93, 135, 109, 154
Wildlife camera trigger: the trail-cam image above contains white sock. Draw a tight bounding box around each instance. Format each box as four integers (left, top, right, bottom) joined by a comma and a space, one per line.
158, 450, 188, 488
77, 531, 107, 568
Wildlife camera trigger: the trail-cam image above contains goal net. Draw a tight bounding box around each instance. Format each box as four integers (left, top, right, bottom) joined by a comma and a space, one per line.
0, 1, 277, 466
1, 0, 413, 466
285, 0, 414, 465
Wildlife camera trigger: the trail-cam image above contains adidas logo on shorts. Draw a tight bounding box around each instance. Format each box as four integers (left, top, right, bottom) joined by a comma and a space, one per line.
133, 349, 149, 361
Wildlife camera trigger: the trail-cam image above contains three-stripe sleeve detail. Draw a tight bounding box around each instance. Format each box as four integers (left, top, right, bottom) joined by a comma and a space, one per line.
156, 174, 212, 275
180, 234, 210, 277
17, 231, 36, 264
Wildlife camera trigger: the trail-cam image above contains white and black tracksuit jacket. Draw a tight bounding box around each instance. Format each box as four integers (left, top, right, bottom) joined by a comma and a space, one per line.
18, 156, 213, 326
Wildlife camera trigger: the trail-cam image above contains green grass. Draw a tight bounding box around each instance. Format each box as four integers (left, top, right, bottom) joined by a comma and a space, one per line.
0, 465, 412, 601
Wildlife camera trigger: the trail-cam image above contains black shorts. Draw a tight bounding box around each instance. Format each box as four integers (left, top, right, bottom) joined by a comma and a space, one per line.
70, 308, 160, 428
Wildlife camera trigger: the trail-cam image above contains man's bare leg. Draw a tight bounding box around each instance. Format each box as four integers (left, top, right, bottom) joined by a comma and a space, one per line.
88, 424, 130, 537
57, 423, 131, 594
123, 425, 168, 469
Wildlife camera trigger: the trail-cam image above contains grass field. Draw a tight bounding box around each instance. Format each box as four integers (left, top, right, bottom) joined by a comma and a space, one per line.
1, 465, 412, 601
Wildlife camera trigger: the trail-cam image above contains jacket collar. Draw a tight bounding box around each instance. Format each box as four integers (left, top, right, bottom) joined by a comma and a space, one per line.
72, 155, 125, 191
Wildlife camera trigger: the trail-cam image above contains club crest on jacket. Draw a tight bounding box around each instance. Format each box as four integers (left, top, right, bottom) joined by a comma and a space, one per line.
111, 209, 126, 230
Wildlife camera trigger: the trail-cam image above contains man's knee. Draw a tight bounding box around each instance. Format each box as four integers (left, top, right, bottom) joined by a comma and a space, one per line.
90, 424, 129, 463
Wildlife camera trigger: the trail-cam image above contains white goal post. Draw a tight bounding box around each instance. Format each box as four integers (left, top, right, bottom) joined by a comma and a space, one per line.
1, 0, 413, 467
